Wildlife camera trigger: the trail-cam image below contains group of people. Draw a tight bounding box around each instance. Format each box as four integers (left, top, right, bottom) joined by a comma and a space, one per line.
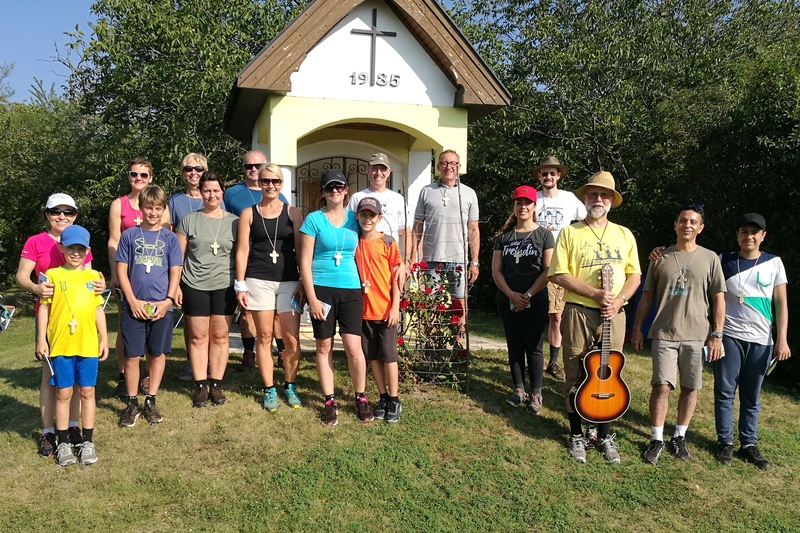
17, 148, 789, 471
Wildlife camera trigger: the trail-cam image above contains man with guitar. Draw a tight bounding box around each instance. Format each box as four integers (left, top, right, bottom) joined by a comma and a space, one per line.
549, 171, 641, 463
631, 204, 726, 465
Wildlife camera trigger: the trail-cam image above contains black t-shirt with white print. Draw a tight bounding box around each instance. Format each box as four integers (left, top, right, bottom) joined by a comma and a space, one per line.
493, 226, 554, 298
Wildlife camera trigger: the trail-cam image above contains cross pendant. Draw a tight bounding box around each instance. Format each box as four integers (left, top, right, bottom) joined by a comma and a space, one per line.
270, 249, 279, 264
363, 280, 371, 293
334, 251, 343, 266
597, 240, 604, 250
442, 195, 450, 206
514, 251, 522, 264
738, 291, 745, 304
145, 260, 153, 274
68, 317, 79, 334
210, 241, 220, 255
134, 216, 143, 226
677, 274, 686, 289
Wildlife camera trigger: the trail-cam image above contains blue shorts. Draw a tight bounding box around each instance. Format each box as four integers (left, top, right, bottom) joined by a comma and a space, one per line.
120, 304, 173, 358
49, 356, 99, 388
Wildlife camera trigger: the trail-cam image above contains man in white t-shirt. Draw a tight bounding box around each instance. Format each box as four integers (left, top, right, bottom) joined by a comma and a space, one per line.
348, 152, 411, 259
533, 156, 587, 382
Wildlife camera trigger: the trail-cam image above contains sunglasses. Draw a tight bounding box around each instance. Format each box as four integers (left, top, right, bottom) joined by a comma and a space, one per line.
243, 163, 264, 170
682, 203, 704, 211
47, 208, 78, 216
183, 166, 205, 173
323, 183, 346, 193
129, 171, 150, 179
540, 171, 559, 177
259, 178, 283, 186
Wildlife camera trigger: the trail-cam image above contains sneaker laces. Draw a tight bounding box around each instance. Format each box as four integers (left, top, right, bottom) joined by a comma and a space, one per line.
603, 433, 619, 451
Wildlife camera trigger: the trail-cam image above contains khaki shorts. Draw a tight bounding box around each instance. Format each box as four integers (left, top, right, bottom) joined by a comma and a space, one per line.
651, 339, 704, 390
547, 282, 565, 314
560, 303, 626, 396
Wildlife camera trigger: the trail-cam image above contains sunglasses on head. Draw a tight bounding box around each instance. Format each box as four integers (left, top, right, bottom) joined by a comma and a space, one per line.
243, 163, 263, 170
682, 203, 704, 212
323, 183, 346, 193
183, 165, 205, 173
129, 171, 150, 179
47, 208, 77, 216
259, 178, 283, 186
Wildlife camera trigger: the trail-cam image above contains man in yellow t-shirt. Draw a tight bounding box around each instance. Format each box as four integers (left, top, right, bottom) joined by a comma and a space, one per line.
548, 171, 641, 464
37, 225, 108, 466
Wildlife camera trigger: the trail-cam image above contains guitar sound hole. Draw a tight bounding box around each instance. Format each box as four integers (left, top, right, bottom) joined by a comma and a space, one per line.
596, 366, 611, 380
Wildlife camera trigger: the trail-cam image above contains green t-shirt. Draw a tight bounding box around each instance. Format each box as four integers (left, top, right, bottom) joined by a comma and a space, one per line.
176, 211, 239, 291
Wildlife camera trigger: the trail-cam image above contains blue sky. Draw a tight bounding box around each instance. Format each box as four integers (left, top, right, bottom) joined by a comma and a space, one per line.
0, 0, 97, 102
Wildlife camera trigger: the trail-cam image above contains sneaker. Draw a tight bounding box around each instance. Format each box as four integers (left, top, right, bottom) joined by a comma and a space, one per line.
139, 375, 150, 395
68, 426, 82, 446
527, 394, 543, 415
585, 424, 599, 449
283, 384, 301, 409
385, 400, 402, 423
642, 439, 664, 465
38, 432, 56, 458
276, 351, 285, 369
599, 433, 621, 463
546, 361, 566, 381
717, 442, 734, 466
321, 399, 339, 426
55, 441, 77, 467
193, 383, 209, 408
143, 397, 163, 424
670, 435, 690, 460
178, 361, 193, 381
373, 397, 388, 419
568, 436, 587, 463
263, 387, 279, 412
355, 397, 375, 423
237, 350, 256, 372
506, 387, 528, 407
79, 441, 98, 465
114, 379, 127, 400
739, 445, 770, 470
209, 384, 227, 405
119, 403, 140, 428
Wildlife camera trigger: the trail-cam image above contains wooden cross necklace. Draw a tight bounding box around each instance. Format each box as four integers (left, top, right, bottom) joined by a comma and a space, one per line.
736, 252, 762, 304
129, 195, 143, 226
513, 228, 535, 264
201, 210, 224, 255
257, 203, 281, 263
358, 236, 379, 293
440, 183, 451, 206
59, 269, 80, 334
585, 222, 609, 250
138, 227, 163, 273
328, 211, 346, 266
673, 247, 699, 290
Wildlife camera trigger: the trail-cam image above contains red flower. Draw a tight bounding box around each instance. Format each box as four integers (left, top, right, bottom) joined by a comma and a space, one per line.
437, 304, 447, 312
425, 286, 433, 295
455, 265, 463, 272
397, 336, 404, 346
400, 299, 410, 309
450, 315, 460, 324
411, 263, 420, 273
419, 261, 428, 270
435, 263, 444, 273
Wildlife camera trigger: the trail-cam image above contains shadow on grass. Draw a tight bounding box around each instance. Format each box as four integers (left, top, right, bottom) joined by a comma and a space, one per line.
0, 395, 41, 439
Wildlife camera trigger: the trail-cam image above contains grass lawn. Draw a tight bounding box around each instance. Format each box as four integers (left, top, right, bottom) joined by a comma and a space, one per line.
1, 303, 799, 532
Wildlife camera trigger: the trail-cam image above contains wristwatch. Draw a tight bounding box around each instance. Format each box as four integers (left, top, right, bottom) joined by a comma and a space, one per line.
709, 331, 723, 339
525, 292, 533, 298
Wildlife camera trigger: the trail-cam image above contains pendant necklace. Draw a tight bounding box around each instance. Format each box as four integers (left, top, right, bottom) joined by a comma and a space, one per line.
59, 269, 80, 334
328, 209, 346, 266
585, 222, 609, 250
736, 252, 762, 304
202, 210, 224, 255
257, 203, 281, 264
358, 236, 379, 293
440, 182, 451, 206
130, 195, 143, 226
673, 248, 699, 290
138, 227, 163, 274
513, 228, 535, 264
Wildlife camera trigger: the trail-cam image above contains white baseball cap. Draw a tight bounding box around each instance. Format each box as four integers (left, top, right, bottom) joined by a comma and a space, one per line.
46, 193, 78, 210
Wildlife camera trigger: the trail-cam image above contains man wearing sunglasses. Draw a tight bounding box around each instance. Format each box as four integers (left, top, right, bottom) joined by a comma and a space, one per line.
533, 156, 587, 383
631, 203, 726, 465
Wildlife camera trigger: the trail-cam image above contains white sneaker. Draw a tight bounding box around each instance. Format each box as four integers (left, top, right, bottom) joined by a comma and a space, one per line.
568, 436, 586, 463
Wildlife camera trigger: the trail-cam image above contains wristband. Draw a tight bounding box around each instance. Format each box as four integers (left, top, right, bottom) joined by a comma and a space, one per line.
165, 296, 176, 305
234, 280, 248, 293
469, 261, 479, 266
619, 294, 627, 303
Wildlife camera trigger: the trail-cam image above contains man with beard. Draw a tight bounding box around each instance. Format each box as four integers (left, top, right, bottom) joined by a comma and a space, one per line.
548, 171, 641, 463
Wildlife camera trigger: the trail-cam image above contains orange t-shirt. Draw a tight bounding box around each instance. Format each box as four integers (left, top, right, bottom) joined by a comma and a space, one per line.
356, 233, 401, 320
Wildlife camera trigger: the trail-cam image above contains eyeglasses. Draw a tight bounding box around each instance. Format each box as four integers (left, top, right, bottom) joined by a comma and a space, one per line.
540, 171, 559, 177
259, 178, 283, 186
682, 203, 704, 212
587, 191, 613, 199
47, 208, 78, 216
243, 163, 264, 170
323, 183, 346, 193
439, 161, 459, 168
183, 166, 205, 173
129, 171, 150, 179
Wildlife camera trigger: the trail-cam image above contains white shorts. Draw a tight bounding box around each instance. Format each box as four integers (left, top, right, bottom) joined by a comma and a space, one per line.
245, 279, 299, 314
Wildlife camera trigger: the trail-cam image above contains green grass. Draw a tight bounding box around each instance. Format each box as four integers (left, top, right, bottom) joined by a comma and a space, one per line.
1, 304, 800, 532
467, 310, 505, 341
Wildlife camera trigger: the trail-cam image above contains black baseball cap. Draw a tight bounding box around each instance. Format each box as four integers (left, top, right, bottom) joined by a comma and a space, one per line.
320, 169, 346, 188
738, 213, 767, 230
357, 197, 382, 215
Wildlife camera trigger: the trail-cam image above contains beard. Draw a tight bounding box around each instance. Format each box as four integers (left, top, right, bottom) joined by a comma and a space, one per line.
585, 203, 611, 220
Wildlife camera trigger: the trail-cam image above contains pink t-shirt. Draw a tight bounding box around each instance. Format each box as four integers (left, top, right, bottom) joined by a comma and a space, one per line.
20, 232, 94, 314
119, 195, 142, 231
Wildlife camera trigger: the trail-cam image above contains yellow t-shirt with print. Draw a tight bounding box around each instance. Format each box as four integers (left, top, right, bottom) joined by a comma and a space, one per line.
548, 221, 641, 308
41, 267, 104, 357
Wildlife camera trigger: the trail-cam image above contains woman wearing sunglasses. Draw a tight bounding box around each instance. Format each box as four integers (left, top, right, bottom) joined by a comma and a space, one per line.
169, 153, 212, 229
107, 157, 171, 399
16, 193, 106, 458
299, 169, 374, 426
235, 164, 305, 411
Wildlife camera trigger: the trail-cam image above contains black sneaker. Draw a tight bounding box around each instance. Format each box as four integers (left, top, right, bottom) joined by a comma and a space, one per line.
114, 379, 127, 400
670, 436, 690, 460
68, 426, 82, 446
38, 432, 56, 458
237, 350, 256, 372
642, 439, 664, 465
374, 397, 388, 420
119, 403, 140, 428
193, 383, 209, 408
545, 361, 566, 381
355, 398, 375, 423
739, 445, 770, 470
321, 399, 339, 427
143, 397, 163, 424
717, 442, 734, 466
385, 400, 402, 423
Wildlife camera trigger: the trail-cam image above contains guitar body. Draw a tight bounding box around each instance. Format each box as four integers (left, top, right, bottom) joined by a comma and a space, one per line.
572, 348, 631, 423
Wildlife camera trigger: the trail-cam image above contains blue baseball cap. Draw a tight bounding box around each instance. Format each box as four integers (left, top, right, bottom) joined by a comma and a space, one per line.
60, 225, 91, 248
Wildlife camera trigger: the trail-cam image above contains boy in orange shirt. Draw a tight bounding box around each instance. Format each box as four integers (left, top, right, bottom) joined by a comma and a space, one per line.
355, 197, 403, 422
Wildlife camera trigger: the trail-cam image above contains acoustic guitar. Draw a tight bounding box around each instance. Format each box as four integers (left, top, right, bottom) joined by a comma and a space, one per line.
570, 263, 631, 423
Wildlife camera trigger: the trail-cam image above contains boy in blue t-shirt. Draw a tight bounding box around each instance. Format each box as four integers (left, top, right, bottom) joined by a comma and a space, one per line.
116, 185, 183, 428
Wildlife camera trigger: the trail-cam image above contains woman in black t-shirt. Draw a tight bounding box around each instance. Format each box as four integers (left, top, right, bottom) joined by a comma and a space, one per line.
491, 186, 554, 415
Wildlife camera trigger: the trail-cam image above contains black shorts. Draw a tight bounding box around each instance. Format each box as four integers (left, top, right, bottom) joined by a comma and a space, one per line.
361, 320, 398, 363
180, 282, 236, 317
311, 286, 362, 339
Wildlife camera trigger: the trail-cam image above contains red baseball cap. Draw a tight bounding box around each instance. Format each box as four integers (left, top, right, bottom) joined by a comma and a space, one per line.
513, 185, 537, 203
